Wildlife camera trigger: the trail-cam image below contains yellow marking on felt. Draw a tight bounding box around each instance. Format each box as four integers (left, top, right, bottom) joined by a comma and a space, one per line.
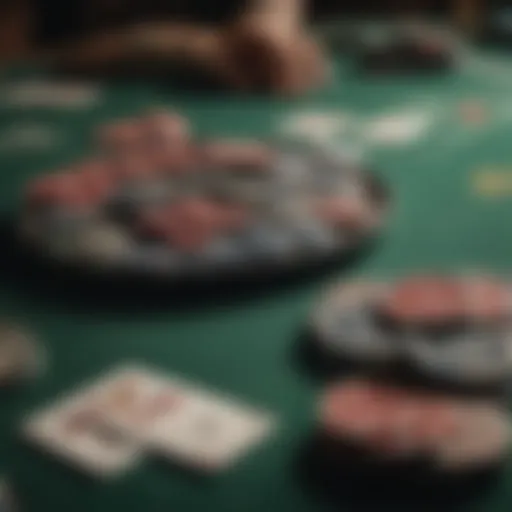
472, 169, 512, 198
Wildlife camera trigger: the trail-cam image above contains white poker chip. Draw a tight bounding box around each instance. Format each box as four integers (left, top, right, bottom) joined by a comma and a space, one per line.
405, 327, 512, 386
74, 223, 133, 265
312, 281, 395, 363
433, 403, 511, 472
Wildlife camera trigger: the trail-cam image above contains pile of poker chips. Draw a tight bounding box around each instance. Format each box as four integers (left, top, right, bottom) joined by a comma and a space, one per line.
20, 109, 386, 278
310, 273, 512, 478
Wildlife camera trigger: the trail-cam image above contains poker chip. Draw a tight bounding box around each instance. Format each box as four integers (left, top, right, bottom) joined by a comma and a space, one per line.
433, 403, 511, 472
0, 322, 46, 385
405, 327, 512, 386
141, 111, 190, 148
26, 172, 93, 209
98, 119, 143, 154
312, 281, 395, 363
74, 223, 133, 265
314, 195, 375, 232
460, 275, 511, 323
20, 110, 387, 280
459, 100, 488, 126
379, 276, 464, 327
201, 140, 275, 169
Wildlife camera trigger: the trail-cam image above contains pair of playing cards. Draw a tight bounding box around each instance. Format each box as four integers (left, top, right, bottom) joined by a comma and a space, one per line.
22, 365, 277, 479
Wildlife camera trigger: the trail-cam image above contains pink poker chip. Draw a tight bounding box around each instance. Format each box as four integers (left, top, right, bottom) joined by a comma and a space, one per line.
319, 380, 467, 461
142, 111, 190, 146
461, 276, 510, 323
98, 120, 144, 152
315, 197, 369, 230
201, 140, 274, 169
380, 276, 463, 326
76, 161, 116, 202
28, 172, 92, 209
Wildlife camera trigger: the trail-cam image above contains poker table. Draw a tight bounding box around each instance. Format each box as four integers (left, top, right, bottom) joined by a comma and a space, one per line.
2, 30, 512, 512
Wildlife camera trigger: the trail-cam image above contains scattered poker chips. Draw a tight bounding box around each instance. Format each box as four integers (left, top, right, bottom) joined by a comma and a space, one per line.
19, 109, 387, 280
317, 378, 511, 474
312, 274, 512, 387
0, 322, 46, 386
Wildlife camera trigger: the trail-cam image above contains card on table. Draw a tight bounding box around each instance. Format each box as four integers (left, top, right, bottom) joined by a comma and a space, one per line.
22, 386, 143, 479
1, 80, 102, 109
365, 111, 432, 144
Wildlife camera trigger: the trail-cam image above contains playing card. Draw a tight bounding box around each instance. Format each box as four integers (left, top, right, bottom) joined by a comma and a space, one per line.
0, 124, 59, 152
0, 323, 46, 385
278, 111, 348, 143
93, 365, 278, 472
365, 112, 432, 144
22, 388, 142, 479
87, 365, 184, 439
1, 80, 101, 109
148, 388, 277, 471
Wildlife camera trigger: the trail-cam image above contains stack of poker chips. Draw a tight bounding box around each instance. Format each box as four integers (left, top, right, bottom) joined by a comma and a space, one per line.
316, 378, 510, 475
310, 274, 512, 478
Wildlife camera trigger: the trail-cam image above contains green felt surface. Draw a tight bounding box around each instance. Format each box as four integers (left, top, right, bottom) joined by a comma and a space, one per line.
2, 43, 512, 512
